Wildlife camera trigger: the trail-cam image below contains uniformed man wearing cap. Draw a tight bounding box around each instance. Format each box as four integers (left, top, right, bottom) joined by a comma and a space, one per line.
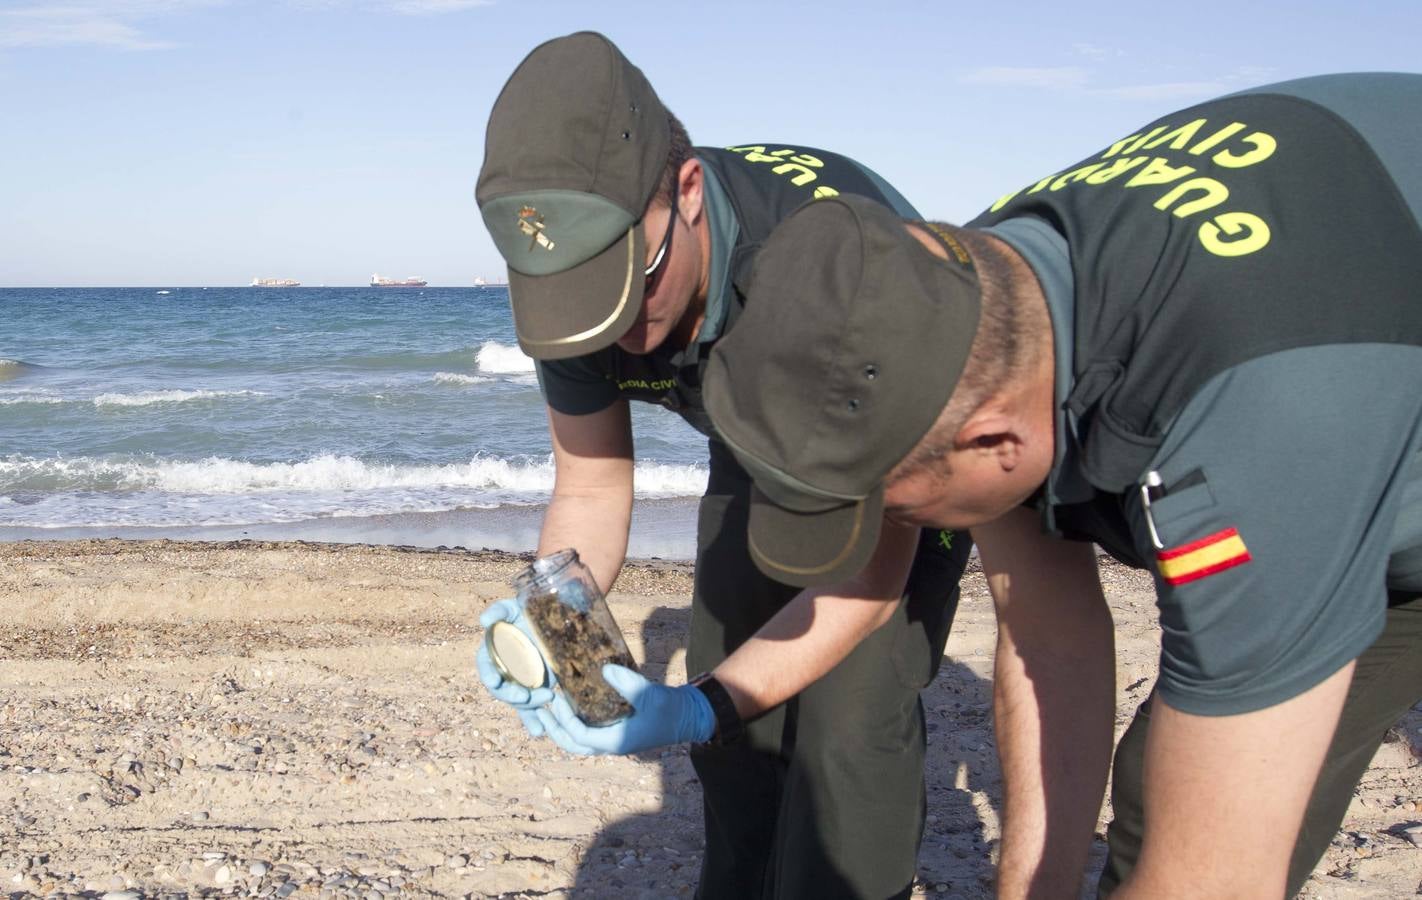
703, 74, 1422, 897
472, 32, 973, 899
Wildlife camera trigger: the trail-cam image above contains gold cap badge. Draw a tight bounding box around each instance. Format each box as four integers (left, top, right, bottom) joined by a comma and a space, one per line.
517, 206, 556, 252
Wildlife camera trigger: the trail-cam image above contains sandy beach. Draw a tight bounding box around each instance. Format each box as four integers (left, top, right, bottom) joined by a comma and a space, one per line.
2, 539, 1418, 899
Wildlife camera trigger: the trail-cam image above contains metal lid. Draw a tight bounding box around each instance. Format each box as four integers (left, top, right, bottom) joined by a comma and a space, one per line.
485, 621, 547, 689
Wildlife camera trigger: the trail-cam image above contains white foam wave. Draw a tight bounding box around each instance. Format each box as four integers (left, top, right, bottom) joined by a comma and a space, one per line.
92, 389, 265, 408
633, 462, 711, 497
475, 341, 535, 375
0, 454, 706, 498
0, 454, 708, 528
433, 371, 489, 386
154, 454, 557, 494
0, 394, 65, 405
0, 359, 20, 368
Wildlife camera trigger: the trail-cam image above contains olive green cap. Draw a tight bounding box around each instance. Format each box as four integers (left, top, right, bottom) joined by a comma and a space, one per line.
704, 195, 981, 586
476, 32, 671, 359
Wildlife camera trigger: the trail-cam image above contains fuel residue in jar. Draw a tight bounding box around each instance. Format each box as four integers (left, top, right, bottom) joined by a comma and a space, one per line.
514, 550, 637, 727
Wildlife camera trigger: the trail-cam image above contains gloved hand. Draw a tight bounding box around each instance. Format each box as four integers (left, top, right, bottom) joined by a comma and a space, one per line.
476, 598, 556, 736
535, 664, 715, 756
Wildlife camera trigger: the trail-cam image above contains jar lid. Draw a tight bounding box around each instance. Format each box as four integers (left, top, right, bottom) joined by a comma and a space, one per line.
486, 622, 547, 689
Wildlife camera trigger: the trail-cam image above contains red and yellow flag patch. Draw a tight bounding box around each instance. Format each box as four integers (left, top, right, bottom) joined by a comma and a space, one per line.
1156, 527, 1251, 586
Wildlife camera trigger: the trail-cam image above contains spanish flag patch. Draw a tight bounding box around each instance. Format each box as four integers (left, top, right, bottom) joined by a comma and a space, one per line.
1157, 527, 1251, 586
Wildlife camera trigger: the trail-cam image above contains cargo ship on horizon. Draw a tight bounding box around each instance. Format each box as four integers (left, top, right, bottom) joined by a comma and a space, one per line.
370, 273, 427, 288
251, 277, 301, 287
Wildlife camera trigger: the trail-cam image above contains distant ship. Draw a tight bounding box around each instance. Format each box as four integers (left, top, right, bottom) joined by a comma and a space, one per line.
473, 277, 508, 287
251, 277, 300, 287
371, 273, 427, 288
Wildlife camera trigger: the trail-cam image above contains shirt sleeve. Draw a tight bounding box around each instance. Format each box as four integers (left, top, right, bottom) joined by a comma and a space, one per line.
536, 353, 621, 417
1126, 343, 1422, 716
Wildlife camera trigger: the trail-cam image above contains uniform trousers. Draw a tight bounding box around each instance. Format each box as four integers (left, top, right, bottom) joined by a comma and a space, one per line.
686, 441, 972, 900
1098, 590, 1422, 897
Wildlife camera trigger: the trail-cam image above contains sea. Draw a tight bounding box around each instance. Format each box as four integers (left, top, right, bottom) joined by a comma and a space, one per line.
0, 287, 707, 559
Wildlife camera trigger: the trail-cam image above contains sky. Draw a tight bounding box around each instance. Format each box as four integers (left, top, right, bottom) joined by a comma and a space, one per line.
2, 0, 1420, 287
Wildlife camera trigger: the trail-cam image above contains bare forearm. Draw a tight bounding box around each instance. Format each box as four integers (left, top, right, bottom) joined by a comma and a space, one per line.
538, 489, 632, 594
540, 402, 635, 595
975, 509, 1116, 900
1113, 664, 1354, 899
993, 601, 1115, 899
712, 518, 920, 719
713, 589, 900, 719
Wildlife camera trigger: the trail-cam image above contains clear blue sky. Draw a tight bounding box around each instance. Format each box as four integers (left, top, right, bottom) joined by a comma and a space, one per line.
3, 0, 1419, 287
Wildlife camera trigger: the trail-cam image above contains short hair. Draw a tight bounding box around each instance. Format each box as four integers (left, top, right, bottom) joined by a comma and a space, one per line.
653, 111, 693, 209
888, 223, 1030, 481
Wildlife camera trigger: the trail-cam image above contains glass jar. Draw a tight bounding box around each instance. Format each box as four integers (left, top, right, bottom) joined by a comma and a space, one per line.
507, 549, 636, 726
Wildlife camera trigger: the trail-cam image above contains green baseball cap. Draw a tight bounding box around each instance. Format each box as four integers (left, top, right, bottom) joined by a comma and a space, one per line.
704, 195, 981, 587
476, 32, 671, 360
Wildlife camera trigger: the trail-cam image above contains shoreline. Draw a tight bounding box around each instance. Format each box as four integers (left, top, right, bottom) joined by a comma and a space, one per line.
0, 497, 701, 562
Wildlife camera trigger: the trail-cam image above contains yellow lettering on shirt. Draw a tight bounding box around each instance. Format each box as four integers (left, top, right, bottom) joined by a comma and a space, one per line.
1104, 125, 1168, 158
1199, 211, 1271, 256
1156, 177, 1230, 217
616, 378, 676, 393
1085, 157, 1149, 184
991, 113, 1283, 258
1125, 158, 1196, 188
1188, 122, 1248, 156
1051, 163, 1107, 191
1213, 131, 1277, 168
1144, 119, 1208, 152
990, 188, 1023, 212
725, 146, 843, 197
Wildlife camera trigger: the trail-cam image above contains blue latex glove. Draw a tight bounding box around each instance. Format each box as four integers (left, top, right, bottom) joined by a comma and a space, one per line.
476, 598, 556, 736
535, 664, 715, 756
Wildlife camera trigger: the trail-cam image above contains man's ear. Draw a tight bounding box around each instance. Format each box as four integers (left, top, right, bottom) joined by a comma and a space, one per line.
678, 158, 704, 223
955, 409, 1026, 472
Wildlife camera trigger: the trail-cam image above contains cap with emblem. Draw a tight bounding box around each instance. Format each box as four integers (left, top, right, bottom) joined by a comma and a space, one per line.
703, 195, 982, 587
476, 31, 671, 360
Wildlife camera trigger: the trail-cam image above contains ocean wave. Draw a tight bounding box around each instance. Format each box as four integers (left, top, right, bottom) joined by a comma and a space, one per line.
156, 455, 556, 494
92, 389, 265, 408
0, 454, 708, 498
633, 462, 711, 497
331, 347, 478, 372
475, 341, 535, 375
0, 394, 65, 406
0, 359, 40, 382
433, 371, 489, 386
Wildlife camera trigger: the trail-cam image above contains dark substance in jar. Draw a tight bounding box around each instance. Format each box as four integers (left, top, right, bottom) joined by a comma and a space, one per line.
525, 591, 635, 726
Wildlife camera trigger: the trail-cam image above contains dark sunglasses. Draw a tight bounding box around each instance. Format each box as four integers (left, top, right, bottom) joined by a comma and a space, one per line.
643, 177, 679, 293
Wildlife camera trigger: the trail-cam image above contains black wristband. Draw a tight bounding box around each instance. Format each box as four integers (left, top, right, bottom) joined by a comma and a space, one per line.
690, 672, 744, 747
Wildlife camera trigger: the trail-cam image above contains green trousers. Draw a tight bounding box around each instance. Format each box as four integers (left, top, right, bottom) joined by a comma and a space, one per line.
687, 442, 973, 900
1099, 591, 1422, 897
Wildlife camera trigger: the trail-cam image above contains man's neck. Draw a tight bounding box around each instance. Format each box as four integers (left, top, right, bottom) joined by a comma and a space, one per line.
668, 291, 707, 352
997, 234, 1058, 459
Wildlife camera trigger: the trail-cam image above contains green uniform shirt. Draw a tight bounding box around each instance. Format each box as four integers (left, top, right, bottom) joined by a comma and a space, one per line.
981, 74, 1422, 715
